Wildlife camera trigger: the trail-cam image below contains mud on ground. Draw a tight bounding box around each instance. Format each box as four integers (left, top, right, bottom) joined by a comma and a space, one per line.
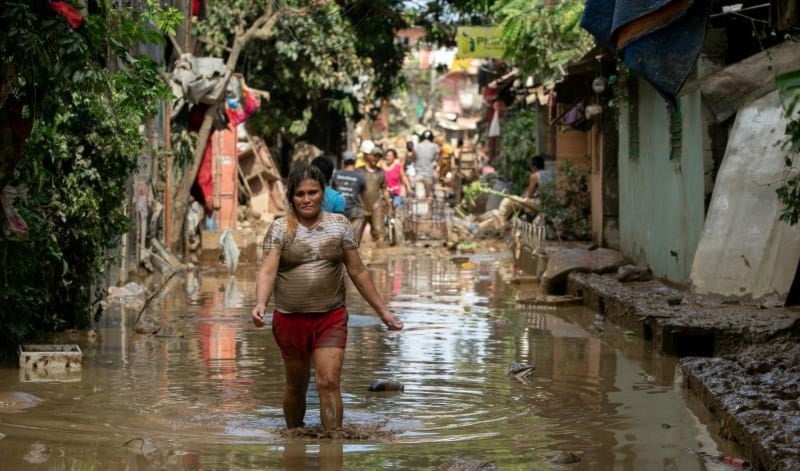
276, 423, 396, 441
566, 272, 800, 471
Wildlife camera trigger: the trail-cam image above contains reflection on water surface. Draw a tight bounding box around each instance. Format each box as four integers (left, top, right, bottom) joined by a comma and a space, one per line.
0, 248, 733, 470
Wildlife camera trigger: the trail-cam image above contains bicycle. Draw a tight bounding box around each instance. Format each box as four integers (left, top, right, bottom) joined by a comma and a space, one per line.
385, 211, 403, 246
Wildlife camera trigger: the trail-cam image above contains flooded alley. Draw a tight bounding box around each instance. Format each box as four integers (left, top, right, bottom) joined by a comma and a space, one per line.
0, 247, 739, 470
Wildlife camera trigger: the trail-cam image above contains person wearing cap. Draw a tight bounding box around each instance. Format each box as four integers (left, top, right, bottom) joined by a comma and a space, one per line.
355, 140, 375, 169
332, 151, 367, 241
357, 147, 392, 248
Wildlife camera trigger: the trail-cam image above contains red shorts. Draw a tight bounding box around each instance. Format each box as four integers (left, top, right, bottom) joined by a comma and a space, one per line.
271, 306, 348, 360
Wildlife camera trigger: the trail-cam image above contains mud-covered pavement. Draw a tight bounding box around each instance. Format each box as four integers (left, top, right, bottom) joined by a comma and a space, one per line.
566, 271, 800, 471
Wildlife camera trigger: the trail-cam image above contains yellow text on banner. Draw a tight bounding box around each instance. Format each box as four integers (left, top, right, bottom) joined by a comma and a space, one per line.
456, 26, 504, 59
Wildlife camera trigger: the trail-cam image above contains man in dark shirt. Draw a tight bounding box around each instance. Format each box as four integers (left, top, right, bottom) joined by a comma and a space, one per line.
332, 151, 367, 243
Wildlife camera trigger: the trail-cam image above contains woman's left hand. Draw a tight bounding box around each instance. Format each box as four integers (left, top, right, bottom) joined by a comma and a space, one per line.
380, 311, 404, 331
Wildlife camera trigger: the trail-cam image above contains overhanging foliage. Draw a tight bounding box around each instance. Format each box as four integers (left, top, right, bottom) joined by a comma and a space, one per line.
776, 68, 800, 225
0, 1, 179, 355
494, 0, 593, 81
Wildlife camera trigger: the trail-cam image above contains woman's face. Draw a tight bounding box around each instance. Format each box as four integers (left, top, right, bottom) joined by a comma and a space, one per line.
292, 179, 323, 221
384, 151, 396, 165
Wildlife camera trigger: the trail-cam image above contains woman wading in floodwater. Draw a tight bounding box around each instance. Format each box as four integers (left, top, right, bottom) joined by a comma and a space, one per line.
251, 164, 404, 432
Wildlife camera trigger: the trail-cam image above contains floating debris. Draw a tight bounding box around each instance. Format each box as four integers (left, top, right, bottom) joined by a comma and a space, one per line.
517, 295, 583, 307
548, 451, 581, 464
505, 362, 535, 381
684, 448, 750, 469
438, 457, 498, 470
368, 379, 404, 392
123, 437, 158, 455
24, 441, 51, 465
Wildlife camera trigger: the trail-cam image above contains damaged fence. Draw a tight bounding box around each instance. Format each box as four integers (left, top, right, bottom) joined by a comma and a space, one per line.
397, 198, 453, 242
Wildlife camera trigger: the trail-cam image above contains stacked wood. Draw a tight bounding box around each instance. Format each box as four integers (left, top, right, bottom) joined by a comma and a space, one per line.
237, 135, 287, 221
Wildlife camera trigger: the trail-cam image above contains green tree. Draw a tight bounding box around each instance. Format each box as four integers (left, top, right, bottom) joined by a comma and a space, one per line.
494, 0, 593, 81
215, 3, 367, 138
404, 0, 496, 45
171, 0, 407, 248
0, 1, 180, 354
196, 0, 407, 137
498, 108, 537, 193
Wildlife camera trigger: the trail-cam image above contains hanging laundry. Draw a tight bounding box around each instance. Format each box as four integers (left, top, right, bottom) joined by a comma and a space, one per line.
49, 1, 83, 29
225, 85, 261, 125
219, 228, 240, 273
488, 108, 501, 137
1, 185, 29, 240
192, 0, 207, 20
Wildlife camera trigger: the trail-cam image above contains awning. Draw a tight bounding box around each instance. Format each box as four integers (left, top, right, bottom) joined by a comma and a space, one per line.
580, 0, 712, 103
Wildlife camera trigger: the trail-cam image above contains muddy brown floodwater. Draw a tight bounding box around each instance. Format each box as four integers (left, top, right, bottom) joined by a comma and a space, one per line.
0, 248, 742, 470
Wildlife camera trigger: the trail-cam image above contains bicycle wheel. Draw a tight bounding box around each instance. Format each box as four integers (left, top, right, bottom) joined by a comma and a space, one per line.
384, 217, 395, 246
392, 216, 404, 245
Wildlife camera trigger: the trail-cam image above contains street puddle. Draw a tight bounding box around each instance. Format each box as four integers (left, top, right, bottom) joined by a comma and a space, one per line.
0, 246, 740, 469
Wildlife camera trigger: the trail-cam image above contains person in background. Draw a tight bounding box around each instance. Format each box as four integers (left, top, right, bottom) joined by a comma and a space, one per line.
404, 140, 415, 164
311, 154, 345, 215
437, 142, 455, 187
526, 154, 555, 201
404, 140, 417, 194
477, 154, 554, 232
382, 148, 412, 209
355, 140, 374, 169
413, 130, 439, 201
332, 151, 366, 242
251, 164, 403, 433
358, 147, 392, 248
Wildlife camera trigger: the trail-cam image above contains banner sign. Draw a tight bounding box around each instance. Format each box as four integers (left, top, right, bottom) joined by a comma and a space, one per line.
456, 26, 504, 59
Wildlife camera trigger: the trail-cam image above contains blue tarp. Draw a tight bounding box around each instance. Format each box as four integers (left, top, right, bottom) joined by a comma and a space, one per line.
580, 0, 711, 103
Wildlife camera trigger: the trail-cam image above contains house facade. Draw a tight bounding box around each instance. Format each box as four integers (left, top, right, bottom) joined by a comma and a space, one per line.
594, 2, 800, 302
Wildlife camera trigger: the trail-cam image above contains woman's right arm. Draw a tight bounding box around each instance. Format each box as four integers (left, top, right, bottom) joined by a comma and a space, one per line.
252, 249, 281, 327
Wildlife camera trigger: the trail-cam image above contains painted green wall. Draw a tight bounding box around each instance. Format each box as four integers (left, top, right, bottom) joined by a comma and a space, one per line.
618, 78, 706, 283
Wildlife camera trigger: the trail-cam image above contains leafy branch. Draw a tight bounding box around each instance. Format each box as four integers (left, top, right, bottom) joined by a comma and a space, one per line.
494, 0, 594, 81
776, 68, 800, 225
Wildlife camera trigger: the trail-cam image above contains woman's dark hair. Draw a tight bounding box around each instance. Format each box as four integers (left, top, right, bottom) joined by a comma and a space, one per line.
406, 141, 414, 151
285, 164, 326, 237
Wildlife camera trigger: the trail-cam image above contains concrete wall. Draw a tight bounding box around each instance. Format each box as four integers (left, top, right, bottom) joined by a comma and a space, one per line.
618, 77, 707, 283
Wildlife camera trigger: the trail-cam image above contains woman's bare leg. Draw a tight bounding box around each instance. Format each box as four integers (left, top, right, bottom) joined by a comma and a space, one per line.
282, 358, 311, 428
313, 347, 345, 431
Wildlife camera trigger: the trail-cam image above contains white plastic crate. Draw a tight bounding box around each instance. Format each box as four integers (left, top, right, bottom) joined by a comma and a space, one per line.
18, 344, 82, 371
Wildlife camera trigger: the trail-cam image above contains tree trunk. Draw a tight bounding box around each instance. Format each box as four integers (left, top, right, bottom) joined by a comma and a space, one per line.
167, 37, 246, 254
165, 1, 306, 253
